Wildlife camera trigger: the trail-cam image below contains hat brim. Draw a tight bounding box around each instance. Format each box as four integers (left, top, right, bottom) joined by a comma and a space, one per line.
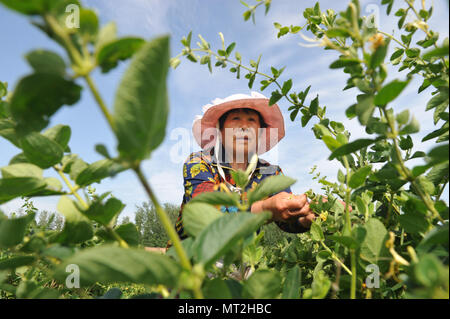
192, 98, 285, 154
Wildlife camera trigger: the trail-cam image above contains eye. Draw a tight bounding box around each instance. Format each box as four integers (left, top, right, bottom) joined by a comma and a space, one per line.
232, 116, 240, 120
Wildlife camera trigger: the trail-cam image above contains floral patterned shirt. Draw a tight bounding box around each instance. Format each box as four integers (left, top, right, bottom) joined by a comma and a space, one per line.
174, 147, 308, 240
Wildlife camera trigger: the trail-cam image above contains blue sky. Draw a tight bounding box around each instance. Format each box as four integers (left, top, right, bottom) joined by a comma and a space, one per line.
0, 0, 448, 220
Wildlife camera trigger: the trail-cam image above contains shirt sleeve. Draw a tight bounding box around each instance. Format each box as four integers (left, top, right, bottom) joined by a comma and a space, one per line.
175, 155, 217, 239
183, 158, 216, 201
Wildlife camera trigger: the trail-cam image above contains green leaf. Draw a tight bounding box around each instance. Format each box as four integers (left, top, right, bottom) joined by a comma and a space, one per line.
82, 197, 124, 226
97, 223, 140, 246
113, 36, 170, 162
0, 0, 48, 15
75, 159, 125, 187
310, 222, 324, 241
322, 135, 342, 151
355, 196, 367, 216
0, 256, 36, 270
423, 42, 449, 60
310, 95, 319, 115
399, 135, 413, 150
374, 80, 409, 106
62, 155, 88, 181
248, 175, 296, 205
96, 37, 145, 73
326, 27, 351, 38
230, 170, 249, 188
226, 42, 236, 55
329, 235, 359, 249
95, 144, 111, 159
203, 278, 234, 299
42, 124, 71, 150
0, 82, 7, 99
370, 39, 390, 68
53, 245, 182, 288
1, 163, 43, 179
269, 90, 282, 106
355, 94, 375, 125
182, 202, 223, 237
405, 48, 421, 58
426, 90, 448, 112
360, 218, 390, 271
95, 22, 117, 52
242, 269, 282, 298
281, 79, 293, 95
414, 254, 445, 287
190, 191, 240, 207
100, 288, 123, 299
390, 48, 404, 62
281, 265, 301, 299
79, 8, 99, 42
10, 73, 82, 132
426, 162, 449, 186
329, 58, 360, 69
398, 209, 429, 234
329, 138, 379, 160
418, 223, 449, 251
349, 166, 372, 189
54, 196, 93, 245
398, 116, 420, 135
428, 144, 449, 164
193, 212, 271, 268
345, 104, 357, 119
20, 132, 64, 169
0, 177, 46, 204
0, 213, 35, 248
396, 109, 410, 125
25, 50, 66, 76
311, 270, 331, 299
115, 223, 140, 246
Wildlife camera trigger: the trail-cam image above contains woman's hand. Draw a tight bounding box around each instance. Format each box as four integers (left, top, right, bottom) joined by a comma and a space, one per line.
251, 192, 316, 227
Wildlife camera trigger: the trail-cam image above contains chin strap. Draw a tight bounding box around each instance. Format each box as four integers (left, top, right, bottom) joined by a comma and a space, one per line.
214, 123, 258, 195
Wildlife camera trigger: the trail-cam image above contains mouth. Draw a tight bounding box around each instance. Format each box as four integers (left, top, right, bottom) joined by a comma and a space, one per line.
235, 136, 250, 142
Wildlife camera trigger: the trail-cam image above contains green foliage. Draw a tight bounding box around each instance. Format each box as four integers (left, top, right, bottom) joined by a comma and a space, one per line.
0, 0, 448, 300
113, 36, 170, 163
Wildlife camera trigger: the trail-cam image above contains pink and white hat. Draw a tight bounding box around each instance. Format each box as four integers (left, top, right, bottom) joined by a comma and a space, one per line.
192, 92, 285, 155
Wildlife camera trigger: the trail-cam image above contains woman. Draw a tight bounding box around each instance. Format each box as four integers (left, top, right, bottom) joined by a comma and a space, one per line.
174, 91, 317, 240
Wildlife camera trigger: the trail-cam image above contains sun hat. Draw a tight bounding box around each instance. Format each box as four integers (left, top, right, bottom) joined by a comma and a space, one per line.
192, 91, 285, 155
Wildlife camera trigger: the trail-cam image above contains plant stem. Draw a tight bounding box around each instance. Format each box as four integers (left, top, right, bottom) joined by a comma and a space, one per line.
350, 249, 357, 299
54, 166, 129, 248
320, 241, 352, 276
378, 31, 408, 49
383, 108, 444, 222
134, 166, 204, 299
84, 75, 116, 131
342, 156, 352, 235
133, 168, 188, 266
436, 179, 448, 201
43, 14, 85, 71
54, 166, 88, 209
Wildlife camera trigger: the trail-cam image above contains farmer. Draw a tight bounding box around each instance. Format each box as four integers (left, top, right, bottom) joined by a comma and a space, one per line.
174, 91, 317, 240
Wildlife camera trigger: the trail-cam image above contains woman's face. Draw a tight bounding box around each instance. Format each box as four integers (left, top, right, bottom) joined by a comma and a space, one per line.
220, 108, 261, 162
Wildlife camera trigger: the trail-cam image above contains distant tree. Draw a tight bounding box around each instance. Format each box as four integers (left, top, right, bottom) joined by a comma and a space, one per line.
120, 216, 131, 225
37, 210, 50, 228
134, 202, 179, 248
36, 210, 64, 231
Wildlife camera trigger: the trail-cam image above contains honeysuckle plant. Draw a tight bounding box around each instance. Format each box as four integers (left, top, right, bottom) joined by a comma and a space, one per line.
0, 0, 448, 299
172, 0, 449, 299
0, 0, 304, 299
